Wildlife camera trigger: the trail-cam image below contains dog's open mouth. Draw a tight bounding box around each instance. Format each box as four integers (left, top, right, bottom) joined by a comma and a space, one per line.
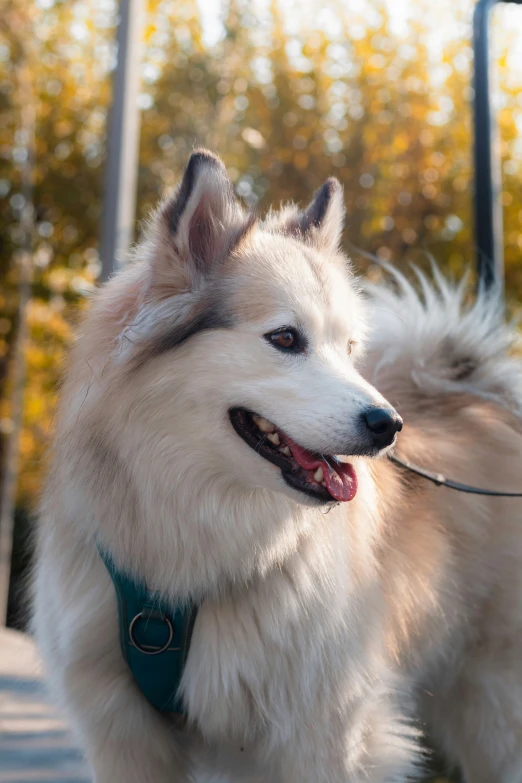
229, 408, 357, 503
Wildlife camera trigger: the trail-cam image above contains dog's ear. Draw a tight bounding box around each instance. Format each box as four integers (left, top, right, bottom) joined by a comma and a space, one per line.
152, 149, 249, 290
280, 178, 345, 252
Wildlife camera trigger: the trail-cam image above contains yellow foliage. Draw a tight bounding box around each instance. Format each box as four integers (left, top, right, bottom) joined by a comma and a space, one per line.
0, 0, 521, 541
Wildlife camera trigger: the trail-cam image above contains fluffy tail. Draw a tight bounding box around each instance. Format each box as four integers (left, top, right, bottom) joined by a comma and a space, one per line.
362, 264, 522, 416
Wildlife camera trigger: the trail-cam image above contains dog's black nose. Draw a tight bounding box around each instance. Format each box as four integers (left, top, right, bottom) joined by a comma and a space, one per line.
363, 408, 403, 448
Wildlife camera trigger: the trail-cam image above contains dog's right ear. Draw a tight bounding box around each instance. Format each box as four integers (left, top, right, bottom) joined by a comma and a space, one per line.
149, 149, 247, 291
272, 178, 345, 252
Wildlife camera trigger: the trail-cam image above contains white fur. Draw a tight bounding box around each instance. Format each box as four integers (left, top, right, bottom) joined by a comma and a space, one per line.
33, 152, 522, 782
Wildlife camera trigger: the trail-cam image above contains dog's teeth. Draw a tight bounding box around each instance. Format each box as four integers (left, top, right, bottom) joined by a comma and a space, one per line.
314, 467, 324, 483
281, 445, 291, 456
321, 481, 327, 487
253, 415, 275, 433
267, 432, 280, 446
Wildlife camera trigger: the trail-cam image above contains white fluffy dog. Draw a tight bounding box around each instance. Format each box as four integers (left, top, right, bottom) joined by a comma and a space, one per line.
33, 150, 522, 782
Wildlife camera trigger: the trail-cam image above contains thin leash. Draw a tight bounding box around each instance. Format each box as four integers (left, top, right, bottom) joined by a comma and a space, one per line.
388, 453, 522, 497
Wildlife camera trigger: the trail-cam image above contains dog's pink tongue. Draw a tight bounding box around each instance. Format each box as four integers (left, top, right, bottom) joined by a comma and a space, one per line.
286, 440, 358, 502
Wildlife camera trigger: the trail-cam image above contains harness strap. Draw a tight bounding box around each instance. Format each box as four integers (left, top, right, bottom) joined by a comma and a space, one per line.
98, 546, 197, 714
389, 453, 522, 497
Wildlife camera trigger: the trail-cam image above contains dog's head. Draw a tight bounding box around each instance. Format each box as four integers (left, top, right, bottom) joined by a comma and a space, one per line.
97, 150, 401, 509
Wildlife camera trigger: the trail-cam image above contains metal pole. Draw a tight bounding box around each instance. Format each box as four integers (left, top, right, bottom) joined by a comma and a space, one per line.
473, 0, 502, 291
100, 0, 145, 282
0, 59, 35, 627
472, 0, 522, 291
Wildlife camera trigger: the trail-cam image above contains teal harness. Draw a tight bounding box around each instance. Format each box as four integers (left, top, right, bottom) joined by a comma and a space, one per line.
98, 548, 197, 715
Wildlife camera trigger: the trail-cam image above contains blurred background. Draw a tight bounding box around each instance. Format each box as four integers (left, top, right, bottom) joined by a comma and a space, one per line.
0, 0, 521, 779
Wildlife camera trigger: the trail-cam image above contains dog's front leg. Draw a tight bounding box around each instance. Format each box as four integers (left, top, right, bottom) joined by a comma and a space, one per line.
64, 664, 189, 783
276, 692, 419, 783
34, 545, 190, 783
46, 641, 189, 783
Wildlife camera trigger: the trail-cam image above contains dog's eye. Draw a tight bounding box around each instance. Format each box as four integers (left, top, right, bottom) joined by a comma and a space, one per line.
265, 328, 303, 353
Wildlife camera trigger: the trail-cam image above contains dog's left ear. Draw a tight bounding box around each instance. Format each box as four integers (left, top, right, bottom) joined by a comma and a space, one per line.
281, 178, 345, 252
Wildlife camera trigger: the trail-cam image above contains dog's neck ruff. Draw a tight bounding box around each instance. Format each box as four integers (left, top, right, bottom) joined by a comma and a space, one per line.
98, 546, 197, 715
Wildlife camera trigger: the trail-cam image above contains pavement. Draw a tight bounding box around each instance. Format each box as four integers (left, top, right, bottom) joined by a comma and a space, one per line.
0, 627, 88, 783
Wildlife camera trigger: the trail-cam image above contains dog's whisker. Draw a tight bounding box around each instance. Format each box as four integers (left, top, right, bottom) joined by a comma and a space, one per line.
255, 434, 269, 453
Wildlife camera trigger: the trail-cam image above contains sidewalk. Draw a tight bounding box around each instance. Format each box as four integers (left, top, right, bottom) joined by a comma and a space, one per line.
0, 627, 88, 783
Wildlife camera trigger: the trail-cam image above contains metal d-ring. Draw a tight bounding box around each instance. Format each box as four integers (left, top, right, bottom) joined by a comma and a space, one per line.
129, 612, 174, 655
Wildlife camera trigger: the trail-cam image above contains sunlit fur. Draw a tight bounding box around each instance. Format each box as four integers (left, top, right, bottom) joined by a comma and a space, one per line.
33, 150, 522, 783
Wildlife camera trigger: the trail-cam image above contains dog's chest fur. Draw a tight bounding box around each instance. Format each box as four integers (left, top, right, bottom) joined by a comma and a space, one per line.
180, 501, 389, 744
